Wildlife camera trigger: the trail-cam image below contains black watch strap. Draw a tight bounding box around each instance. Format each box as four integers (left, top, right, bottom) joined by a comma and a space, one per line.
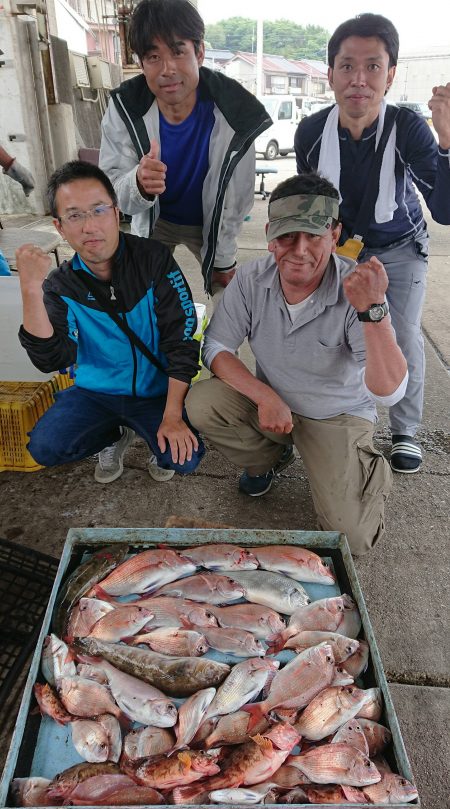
357, 302, 389, 322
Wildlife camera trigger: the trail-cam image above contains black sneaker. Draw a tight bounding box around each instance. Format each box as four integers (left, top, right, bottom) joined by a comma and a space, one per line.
239, 446, 296, 497
390, 435, 422, 473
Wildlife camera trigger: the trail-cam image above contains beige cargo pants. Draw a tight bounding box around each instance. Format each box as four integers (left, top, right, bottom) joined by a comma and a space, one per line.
186, 378, 393, 556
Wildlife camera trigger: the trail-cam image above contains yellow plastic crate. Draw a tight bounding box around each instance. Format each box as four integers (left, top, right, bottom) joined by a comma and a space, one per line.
0, 373, 74, 472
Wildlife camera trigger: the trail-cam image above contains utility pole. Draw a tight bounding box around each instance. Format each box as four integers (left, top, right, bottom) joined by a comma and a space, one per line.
256, 16, 263, 96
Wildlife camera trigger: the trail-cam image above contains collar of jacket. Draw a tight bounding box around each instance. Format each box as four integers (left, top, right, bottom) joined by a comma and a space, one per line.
110, 67, 272, 137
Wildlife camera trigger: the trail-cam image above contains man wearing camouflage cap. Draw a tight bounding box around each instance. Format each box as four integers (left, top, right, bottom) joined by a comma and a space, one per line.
186, 172, 408, 556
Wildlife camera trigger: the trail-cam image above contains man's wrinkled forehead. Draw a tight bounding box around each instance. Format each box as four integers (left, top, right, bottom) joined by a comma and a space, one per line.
267, 194, 340, 241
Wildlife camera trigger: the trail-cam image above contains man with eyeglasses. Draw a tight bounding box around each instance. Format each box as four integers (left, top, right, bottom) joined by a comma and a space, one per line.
16, 160, 205, 484
186, 172, 407, 557
99, 0, 271, 301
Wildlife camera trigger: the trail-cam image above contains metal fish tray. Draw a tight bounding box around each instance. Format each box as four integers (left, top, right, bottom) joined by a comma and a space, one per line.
0, 528, 419, 808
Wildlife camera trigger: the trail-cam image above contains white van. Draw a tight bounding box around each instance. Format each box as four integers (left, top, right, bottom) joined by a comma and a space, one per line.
254, 96, 299, 160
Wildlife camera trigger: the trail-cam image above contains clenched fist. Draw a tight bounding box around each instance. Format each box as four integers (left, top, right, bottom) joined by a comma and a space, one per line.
15, 244, 52, 291
136, 138, 167, 197
343, 256, 389, 313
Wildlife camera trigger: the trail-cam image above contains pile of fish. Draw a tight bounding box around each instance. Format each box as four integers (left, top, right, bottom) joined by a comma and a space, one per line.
11, 543, 418, 806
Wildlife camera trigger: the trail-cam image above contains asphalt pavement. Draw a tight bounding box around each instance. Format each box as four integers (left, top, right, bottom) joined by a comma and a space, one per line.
0, 156, 449, 807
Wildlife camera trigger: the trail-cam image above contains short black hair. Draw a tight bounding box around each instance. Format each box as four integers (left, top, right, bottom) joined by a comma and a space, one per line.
270, 172, 340, 228
129, 0, 205, 60
328, 13, 399, 68
47, 161, 117, 218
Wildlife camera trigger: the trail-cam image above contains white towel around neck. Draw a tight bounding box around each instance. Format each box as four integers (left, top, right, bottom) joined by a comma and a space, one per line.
317, 99, 398, 224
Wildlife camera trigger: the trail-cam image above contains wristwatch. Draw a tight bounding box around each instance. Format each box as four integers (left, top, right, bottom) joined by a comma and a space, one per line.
357, 301, 389, 322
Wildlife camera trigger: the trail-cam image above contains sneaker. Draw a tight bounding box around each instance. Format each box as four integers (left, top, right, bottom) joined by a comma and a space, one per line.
390, 435, 423, 473
148, 454, 175, 482
94, 427, 135, 484
239, 445, 296, 497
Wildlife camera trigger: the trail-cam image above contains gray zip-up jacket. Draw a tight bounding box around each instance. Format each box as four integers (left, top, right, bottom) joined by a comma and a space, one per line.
99, 68, 272, 293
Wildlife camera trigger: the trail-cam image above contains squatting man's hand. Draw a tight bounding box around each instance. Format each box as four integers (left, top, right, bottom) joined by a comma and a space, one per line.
258, 389, 294, 435
157, 416, 199, 466
137, 138, 167, 197
15, 244, 52, 289
342, 256, 388, 313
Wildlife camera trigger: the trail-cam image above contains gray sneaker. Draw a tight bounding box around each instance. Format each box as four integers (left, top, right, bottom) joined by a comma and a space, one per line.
148, 454, 175, 482
94, 427, 135, 484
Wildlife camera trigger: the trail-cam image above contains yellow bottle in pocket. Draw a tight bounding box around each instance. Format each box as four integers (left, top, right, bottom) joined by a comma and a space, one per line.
336, 237, 364, 260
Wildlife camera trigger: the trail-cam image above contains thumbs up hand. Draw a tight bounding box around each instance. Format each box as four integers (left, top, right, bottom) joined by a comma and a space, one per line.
137, 138, 167, 197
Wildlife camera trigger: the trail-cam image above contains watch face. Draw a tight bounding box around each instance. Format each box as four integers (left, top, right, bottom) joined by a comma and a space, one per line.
369, 304, 386, 321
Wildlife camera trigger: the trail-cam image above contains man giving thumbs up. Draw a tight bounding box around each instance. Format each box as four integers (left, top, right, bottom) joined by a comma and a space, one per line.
99, 0, 272, 300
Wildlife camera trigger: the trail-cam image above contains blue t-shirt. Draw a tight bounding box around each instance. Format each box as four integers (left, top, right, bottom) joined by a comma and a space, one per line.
159, 95, 215, 226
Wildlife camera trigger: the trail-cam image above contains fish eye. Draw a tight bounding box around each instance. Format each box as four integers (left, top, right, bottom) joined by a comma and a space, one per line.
400, 779, 407, 785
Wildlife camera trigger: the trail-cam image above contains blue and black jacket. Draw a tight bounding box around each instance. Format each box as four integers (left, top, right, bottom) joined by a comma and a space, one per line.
19, 233, 200, 397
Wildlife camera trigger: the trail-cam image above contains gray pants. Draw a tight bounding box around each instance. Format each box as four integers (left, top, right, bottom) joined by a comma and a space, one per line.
186, 378, 392, 557
362, 230, 428, 438
151, 218, 225, 305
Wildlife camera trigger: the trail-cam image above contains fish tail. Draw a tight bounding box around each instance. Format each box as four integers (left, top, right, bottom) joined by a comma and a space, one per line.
90, 584, 114, 601
242, 701, 268, 731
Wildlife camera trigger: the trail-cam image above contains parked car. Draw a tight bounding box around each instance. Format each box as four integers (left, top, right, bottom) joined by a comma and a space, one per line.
254, 96, 299, 160
396, 101, 432, 124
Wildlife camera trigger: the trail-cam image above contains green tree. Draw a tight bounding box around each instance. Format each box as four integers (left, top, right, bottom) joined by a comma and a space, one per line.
205, 17, 329, 61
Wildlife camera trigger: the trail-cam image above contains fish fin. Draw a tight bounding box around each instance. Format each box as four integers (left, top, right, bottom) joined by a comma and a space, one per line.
241, 702, 267, 732
179, 613, 193, 628
177, 751, 192, 770
251, 734, 273, 753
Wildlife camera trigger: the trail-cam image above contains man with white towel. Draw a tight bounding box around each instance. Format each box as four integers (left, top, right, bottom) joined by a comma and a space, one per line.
295, 13, 450, 474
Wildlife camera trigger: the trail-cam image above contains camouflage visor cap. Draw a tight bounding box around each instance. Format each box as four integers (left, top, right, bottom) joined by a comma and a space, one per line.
267, 194, 340, 241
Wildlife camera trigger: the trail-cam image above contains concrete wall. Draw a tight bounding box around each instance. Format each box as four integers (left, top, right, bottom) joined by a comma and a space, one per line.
0, 8, 49, 214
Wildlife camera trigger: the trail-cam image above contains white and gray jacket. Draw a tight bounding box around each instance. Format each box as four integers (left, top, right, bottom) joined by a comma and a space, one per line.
99, 68, 272, 293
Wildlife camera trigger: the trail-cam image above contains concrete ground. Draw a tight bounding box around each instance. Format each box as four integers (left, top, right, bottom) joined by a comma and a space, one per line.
0, 157, 449, 807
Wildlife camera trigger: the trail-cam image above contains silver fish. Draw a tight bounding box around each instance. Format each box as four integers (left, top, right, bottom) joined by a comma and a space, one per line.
83, 658, 177, 727
74, 637, 230, 697
210, 782, 278, 804
172, 687, 217, 752
227, 570, 310, 614
204, 658, 280, 721
41, 634, 76, 686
